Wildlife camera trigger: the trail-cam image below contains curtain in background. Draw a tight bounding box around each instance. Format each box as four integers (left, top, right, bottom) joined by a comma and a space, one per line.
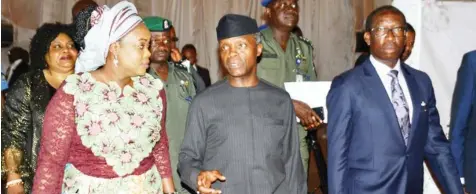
2, 0, 355, 82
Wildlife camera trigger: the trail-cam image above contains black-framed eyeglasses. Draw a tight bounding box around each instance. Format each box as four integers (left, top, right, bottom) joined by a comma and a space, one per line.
371, 27, 406, 37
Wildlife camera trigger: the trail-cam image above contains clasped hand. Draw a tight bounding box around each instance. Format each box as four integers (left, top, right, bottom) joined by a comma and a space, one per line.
292, 100, 322, 130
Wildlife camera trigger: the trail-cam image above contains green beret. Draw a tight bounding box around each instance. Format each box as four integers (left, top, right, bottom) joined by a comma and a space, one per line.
143, 16, 172, 32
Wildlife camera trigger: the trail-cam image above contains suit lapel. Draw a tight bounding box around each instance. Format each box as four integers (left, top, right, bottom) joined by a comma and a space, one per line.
362, 60, 406, 147
401, 64, 421, 151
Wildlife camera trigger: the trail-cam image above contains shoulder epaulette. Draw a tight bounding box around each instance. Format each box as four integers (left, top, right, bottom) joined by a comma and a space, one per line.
298, 36, 314, 49
173, 63, 188, 71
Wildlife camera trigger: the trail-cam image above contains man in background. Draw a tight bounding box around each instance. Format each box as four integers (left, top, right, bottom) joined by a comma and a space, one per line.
259, 0, 320, 174
6, 47, 29, 86
401, 23, 415, 62
144, 16, 197, 194
182, 44, 211, 87
168, 25, 206, 92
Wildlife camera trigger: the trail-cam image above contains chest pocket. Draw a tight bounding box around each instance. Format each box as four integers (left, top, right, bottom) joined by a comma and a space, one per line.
258, 54, 282, 85
254, 117, 286, 156
296, 57, 310, 73
259, 53, 280, 69
165, 84, 187, 106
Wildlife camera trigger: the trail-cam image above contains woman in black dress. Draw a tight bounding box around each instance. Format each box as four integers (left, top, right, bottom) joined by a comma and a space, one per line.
1, 23, 78, 194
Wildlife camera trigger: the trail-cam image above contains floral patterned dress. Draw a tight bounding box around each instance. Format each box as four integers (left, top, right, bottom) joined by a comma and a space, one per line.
32, 72, 172, 194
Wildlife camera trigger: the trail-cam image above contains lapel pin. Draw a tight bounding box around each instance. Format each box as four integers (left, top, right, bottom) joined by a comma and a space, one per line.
421, 101, 427, 112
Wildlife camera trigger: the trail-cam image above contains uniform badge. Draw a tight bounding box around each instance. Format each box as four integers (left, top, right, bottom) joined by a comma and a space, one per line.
296, 74, 304, 82
295, 47, 309, 81
180, 80, 193, 103
298, 36, 314, 49
295, 48, 306, 64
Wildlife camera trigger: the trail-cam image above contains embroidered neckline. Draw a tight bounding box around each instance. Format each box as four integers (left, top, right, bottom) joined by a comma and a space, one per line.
63, 72, 164, 176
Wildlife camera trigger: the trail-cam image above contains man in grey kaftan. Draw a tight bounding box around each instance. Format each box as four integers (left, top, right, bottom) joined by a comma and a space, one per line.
178, 14, 306, 194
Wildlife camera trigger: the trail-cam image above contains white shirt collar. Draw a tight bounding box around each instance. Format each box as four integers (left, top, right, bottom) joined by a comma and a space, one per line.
7, 59, 23, 83
369, 55, 414, 124
369, 55, 402, 75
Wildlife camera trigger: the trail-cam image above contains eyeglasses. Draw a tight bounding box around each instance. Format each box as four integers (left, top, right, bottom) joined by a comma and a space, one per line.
279, 3, 297, 9
273, 2, 298, 10
371, 27, 406, 37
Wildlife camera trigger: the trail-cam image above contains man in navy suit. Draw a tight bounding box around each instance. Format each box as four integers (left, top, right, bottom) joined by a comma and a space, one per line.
326, 6, 463, 194
450, 50, 476, 194
182, 44, 212, 87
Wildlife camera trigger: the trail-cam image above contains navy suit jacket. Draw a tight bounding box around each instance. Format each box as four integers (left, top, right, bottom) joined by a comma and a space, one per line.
326, 59, 463, 194
196, 65, 211, 87
450, 50, 476, 192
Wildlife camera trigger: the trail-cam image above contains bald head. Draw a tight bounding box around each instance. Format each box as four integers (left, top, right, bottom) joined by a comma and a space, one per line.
72, 0, 98, 18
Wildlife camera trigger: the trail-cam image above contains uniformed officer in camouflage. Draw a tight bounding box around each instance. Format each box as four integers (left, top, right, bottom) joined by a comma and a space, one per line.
144, 16, 196, 193
259, 0, 321, 174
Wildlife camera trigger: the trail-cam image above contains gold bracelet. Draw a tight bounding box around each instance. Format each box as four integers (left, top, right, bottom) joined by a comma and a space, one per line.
4, 168, 18, 174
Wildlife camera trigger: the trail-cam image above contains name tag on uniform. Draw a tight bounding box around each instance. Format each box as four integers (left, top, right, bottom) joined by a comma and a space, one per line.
296, 74, 304, 82
262, 53, 278, 58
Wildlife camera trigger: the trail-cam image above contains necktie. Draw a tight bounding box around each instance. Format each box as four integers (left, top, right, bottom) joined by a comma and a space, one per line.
388, 70, 411, 146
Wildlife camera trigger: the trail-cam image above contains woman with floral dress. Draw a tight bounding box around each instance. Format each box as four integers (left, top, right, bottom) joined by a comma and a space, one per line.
32, 1, 176, 193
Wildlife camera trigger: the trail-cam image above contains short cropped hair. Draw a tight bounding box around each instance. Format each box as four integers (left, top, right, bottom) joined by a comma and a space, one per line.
365, 5, 406, 32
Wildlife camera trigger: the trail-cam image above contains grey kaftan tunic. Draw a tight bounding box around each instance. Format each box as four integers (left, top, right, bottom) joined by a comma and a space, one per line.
178, 79, 306, 194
